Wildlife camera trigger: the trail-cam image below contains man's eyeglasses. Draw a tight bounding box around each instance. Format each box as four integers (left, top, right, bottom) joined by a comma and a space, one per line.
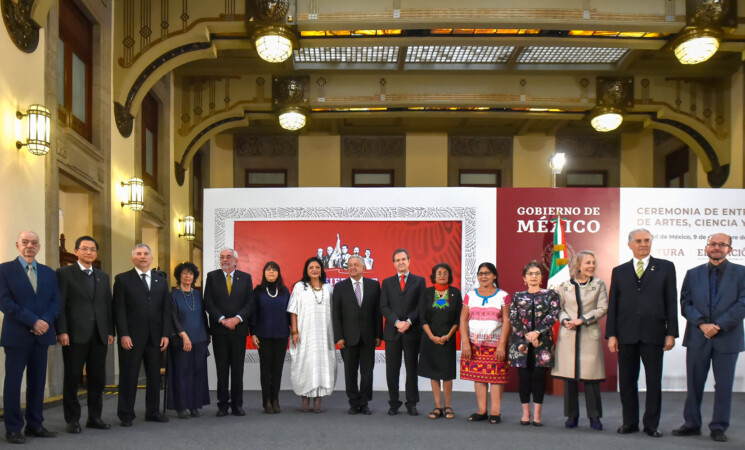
706, 242, 730, 248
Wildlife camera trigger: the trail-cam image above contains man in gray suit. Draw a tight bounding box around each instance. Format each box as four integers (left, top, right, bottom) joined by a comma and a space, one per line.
672, 233, 745, 443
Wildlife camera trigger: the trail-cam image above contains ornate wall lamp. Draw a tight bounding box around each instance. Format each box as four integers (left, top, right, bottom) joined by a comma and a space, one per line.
589, 77, 633, 133
16, 104, 51, 155
548, 153, 566, 188
179, 216, 196, 240
121, 177, 144, 211
247, 0, 299, 63
673, 0, 736, 65
273, 76, 309, 131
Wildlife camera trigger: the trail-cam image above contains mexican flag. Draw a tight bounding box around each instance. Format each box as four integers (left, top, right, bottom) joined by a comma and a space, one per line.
547, 216, 570, 289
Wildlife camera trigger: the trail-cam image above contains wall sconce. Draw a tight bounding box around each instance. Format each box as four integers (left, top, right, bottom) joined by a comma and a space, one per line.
548, 153, 566, 175
273, 76, 309, 131
179, 216, 196, 241
589, 77, 633, 133
121, 177, 144, 211
248, 0, 299, 63
672, 0, 735, 65
16, 104, 51, 155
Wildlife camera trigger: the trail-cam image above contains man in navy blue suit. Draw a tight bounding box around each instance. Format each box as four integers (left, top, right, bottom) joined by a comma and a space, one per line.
0, 230, 61, 444
672, 233, 745, 443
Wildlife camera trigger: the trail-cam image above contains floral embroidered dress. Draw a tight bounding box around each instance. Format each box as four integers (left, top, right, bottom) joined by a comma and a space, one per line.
508, 289, 560, 368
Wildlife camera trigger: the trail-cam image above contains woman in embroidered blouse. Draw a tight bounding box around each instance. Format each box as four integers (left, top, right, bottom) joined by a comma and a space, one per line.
552, 250, 608, 431
509, 260, 560, 426
459, 262, 511, 424
167, 262, 210, 419
418, 263, 462, 419
287, 257, 337, 413
250, 261, 291, 414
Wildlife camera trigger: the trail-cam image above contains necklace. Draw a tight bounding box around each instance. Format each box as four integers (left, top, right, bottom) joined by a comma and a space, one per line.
311, 285, 324, 304
266, 286, 278, 298
433, 289, 449, 309
179, 287, 195, 311
576, 277, 592, 288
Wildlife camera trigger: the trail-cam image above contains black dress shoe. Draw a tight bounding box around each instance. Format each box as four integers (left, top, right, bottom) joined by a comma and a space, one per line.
6, 432, 26, 444
347, 406, 359, 414
359, 405, 372, 415
271, 400, 281, 414
617, 424, 639, 434
177, 410, 190, 419
145, 413, 169, 423
643, 428, 662, 437
672, 425, 701, 436
407, 407, 419, 416
120, 420, 133, 427
216, 408, 228, 417
24, 426, 57, 438
66, 422, 82, 434
232, 407, 246, 416
86, 418, 111, 430
710, 429, 728, 442
190, 409, 200, 417
387, 407, 399, 416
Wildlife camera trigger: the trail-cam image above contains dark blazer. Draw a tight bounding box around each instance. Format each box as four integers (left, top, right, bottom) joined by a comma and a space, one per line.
332, 277, 383, 346
380, 272, 426, 341
418, 286, 463, 334
606, 256, 679, 345
0, 258, 60, 347
56, 264, 113, 345
681, 261, 745, 352
113, 268, 171, 346
202, 269, 254, 336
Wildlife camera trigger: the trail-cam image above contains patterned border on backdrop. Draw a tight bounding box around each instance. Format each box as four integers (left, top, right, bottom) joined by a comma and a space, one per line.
212, 206, 478, 289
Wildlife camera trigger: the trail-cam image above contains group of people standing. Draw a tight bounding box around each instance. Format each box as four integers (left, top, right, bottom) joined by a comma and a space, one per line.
1, 228, 743, 445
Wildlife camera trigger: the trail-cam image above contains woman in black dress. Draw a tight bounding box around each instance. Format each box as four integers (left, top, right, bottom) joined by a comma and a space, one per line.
418, 263, 462, 419
250, 261, 291, 413
167, 262, 210, 419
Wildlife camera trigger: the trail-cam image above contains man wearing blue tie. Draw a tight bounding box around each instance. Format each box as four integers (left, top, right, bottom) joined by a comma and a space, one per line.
0, 230, 61, 444
672, 233, 745, 443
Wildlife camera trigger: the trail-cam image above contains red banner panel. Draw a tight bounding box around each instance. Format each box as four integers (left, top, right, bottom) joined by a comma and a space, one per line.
234, 220, 463, 349
496, 188, 620, 392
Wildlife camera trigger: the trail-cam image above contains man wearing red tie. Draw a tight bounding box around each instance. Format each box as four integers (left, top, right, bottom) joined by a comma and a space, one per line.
380, 249, 426, 416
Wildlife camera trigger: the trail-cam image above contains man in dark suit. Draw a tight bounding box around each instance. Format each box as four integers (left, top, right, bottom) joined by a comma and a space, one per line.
113, 243, 170, 426
380, 248, 426, 416
332, 255, 382, 415
0, 230, 60, 444
56, 236, 114, 434
203, 248, 254, 417
606, 228, 678, 438
672, 233, 745, 443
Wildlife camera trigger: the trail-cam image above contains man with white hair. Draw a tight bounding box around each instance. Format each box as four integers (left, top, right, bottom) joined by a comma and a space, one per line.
0, 231, 61, 444
203, 248, 254, 416
113, 243, 171, 427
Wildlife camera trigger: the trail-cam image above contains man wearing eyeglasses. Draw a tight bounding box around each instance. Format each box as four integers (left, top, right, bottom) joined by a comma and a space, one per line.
56, 236, 114, 434
0, 231, 61, 444
672, 233, 745, 443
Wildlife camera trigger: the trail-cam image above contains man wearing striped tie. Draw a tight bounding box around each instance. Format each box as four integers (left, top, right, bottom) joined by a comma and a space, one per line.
606, 228, 678, 438
332, 255, 382, 415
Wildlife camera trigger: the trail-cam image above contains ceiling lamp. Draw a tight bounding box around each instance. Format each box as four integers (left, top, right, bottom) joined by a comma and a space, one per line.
590, 107, 624, 132
278, 107, 307, 131
589, 77, 633, 133
273, 76, 309, 131
672, 0, 735, 65
254, 26, 296, 63
674, 27, 722, 65
248, 0, 299, 63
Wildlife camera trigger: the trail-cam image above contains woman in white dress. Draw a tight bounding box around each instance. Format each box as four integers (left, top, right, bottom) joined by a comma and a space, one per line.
287, 257, 337, 412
